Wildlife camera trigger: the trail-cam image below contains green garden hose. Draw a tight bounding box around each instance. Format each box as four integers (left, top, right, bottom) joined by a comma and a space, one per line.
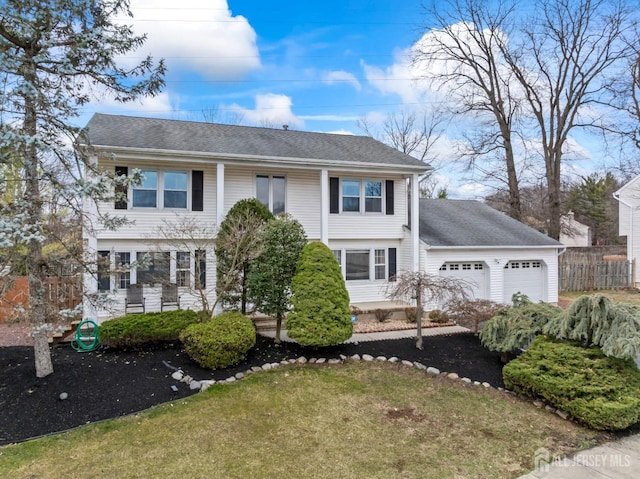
71, 319, 100, 352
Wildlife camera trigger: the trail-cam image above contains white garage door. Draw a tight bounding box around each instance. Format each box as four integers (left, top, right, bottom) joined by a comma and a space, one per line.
503, 260, 545, 303
439, 262, 488, 300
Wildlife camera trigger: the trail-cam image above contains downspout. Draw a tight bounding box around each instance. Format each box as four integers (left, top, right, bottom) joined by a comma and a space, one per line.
613, 192, 634, 287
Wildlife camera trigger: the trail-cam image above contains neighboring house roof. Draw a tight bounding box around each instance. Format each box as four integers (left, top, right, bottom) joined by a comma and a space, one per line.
83, 113, 429, 171
418, 199, 562, 248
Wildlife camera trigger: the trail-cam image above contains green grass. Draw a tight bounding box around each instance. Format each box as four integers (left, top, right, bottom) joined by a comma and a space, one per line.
559, 290, 640, 307
0, 363, 602, 479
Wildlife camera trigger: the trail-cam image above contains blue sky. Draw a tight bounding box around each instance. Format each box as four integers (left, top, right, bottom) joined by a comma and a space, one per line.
82, 0, 607, 199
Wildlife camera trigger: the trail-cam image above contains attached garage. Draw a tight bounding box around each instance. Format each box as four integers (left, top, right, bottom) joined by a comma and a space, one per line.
418, 199, 563, 305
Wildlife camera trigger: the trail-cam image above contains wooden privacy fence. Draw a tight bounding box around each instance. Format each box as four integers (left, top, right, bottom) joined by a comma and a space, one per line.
559, 260, 633, 291
0, 275, 81, 323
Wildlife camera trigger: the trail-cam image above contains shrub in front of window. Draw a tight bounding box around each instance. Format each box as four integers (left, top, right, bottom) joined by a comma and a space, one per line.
287, 242, 352, 347
100, 310, 200, 349
179, 312, 256, 370
215, 198, 274, 313
503, 335, 640, 431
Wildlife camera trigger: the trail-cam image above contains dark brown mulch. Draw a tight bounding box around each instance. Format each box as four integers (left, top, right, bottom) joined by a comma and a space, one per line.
0, 333, 503, 445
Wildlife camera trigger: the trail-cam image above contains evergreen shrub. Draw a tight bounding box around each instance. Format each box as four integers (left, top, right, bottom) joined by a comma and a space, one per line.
100, 310, 200, 349
287, 242, 352, 347
479, 301, 562, 354
503, 335, 640, 431
544, 294, 640, 360
180, 311, 256, 369
428, 309, 449, 323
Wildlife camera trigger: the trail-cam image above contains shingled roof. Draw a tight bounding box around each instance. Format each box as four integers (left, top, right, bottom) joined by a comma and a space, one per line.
419, 199, 562, 248
84, 113, 429, 171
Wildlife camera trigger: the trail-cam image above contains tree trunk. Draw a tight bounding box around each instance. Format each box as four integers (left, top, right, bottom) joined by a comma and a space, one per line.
24, 62, 53, 378
546, 151, 562, 240
415, 297, 424, 350
502, 129, 522, 221
275, 314, 282, 344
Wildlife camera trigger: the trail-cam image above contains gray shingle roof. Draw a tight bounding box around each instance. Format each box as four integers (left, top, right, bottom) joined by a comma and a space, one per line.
84, 114, 429, 170
419, 199, 561, 247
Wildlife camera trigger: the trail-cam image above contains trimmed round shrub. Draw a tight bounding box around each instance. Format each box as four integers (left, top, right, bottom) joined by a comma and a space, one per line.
100, 310, 200, 349
286, 242, 352, 347
428, 309, 449, 324
503, 335, 640, 431
180, 312, 256, 369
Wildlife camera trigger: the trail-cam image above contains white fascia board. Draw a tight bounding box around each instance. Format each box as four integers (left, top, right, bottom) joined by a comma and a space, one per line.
422, 245, 562, 251
91, 145, 431, 175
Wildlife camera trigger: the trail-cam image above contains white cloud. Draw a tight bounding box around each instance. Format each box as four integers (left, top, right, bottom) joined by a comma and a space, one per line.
324, 129, 356, 136
322, 71, 362, 91
226, 94, 304, 129
125, 0, 260, 80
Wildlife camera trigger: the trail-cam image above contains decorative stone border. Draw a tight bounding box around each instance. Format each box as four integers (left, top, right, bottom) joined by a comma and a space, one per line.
165, 354, 572, 424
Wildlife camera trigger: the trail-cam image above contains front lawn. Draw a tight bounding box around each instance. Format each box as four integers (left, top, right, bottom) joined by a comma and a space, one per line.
0, 362, 602, 479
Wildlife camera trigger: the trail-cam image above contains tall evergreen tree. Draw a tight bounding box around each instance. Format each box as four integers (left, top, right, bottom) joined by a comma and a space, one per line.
0, 0, 165, 377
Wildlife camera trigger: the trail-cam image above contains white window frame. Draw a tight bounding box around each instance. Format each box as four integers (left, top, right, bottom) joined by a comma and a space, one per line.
340, 178, 384, 214
256, 174, 286, 214
131, 169, 190, 210
333, 247, 390, 281
176, 251, 191, 288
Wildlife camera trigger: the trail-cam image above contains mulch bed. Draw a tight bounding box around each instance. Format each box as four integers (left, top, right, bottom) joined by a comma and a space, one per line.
0, 333, 504, 446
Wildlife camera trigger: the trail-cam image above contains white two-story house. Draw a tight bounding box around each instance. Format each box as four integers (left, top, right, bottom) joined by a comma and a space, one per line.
82, 114, 429, 321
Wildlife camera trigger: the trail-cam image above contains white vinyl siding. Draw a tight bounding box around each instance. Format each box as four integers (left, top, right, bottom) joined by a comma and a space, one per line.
329, 178, 406, 240
94, 159, 216, 240
92, 239, 217, 321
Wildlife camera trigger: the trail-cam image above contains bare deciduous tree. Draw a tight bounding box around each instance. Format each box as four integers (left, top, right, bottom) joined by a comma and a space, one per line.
501, 0, 635, 239
386, 272, 470, 349
415, 0, 524, 219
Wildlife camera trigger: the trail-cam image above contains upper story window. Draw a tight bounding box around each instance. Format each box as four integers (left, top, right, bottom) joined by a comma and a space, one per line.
132, 170, 158, 208
339, 179, 384, 214
118, 167, 203, 211
256, 175, 286, 214
163, 172, 188, 208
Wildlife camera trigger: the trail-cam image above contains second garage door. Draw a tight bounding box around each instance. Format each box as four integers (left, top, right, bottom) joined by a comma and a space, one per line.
503, 260, 545, 303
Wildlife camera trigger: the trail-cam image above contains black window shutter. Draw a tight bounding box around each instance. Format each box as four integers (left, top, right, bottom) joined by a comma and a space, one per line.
388, 248, 397, 281
192, 170, 204, 211
114, 166, 128, 210
385, 180, 394, 215
329, 177, 339, 214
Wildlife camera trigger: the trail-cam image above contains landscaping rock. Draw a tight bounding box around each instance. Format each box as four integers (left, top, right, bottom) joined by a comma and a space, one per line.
401, 360, 413, 367
251, 366, 263, 372
328, 358, 341, 364
59, 392, 68, 401
413, 361, 426, 370
461, 377, 471, 383
545, 405, 557, 413
350, 354, 361, 361
200, 380, 215, 392
262, 363, 273, 371
316, 358, 326, 364
473, 381, 481, 386
556, 409, 569, 420
426, 367, 440, 375
388, 357, 399, 363
225, 376, 236, 383
297, 357, 308, 364
235, 372, 244, 380
189, 380, 201, 390
171, 371, 184, 381
376, 356, 387, 362
482, 382, 491, 388
447, 373, 459, 380
309, 358, 317, 364
362, 354, 374, 362
533, 400, 544, 408
270, 363, 279, 368
340, 354, 347, 361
